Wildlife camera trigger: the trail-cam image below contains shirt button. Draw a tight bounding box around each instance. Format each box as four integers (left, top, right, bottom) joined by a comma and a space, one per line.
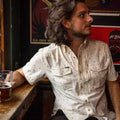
99, 111, 104, 116
86, 107, 93, 115
88, 109, 91, 111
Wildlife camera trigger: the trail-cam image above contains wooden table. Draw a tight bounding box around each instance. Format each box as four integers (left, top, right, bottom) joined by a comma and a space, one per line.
0, 82, 37, 120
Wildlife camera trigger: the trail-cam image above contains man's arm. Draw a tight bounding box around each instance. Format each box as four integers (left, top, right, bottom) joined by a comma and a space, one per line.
107, 76, 120, 120
11, 68, 27, 89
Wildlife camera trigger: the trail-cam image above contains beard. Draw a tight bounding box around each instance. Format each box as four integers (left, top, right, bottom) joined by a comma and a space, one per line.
71, 24, 92, 37
71, 30, 92, 37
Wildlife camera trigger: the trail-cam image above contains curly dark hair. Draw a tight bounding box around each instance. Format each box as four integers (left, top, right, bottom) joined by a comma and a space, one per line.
46, 0, 85, 46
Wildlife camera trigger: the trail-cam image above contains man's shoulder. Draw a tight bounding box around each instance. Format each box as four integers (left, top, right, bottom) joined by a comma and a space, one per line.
88, 38, 108, 46
38, 43, 59, 55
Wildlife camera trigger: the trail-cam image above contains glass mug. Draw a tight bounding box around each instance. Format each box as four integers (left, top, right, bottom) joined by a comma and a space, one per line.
0, 70, 13, 102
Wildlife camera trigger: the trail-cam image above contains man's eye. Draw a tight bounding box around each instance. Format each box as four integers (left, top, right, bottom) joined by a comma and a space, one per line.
79, 14, 85, 17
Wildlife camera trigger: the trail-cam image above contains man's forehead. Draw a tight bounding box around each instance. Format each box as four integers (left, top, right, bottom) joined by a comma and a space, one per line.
73, 2, 89, 14
75, 2, 89, 11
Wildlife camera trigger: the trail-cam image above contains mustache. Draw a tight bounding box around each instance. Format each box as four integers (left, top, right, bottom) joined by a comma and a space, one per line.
85, 24, 91, 28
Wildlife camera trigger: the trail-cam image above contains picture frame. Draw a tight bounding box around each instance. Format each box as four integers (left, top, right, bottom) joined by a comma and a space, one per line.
30, 0, 54, 44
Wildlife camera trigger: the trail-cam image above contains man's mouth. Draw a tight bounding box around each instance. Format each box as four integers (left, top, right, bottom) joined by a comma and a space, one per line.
85, 24, 91, 28
85, 25, 91, 31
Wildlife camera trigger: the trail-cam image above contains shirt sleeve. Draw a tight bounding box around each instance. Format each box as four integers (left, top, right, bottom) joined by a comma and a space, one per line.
23, 49, 46, 85
106, 44, 118, 81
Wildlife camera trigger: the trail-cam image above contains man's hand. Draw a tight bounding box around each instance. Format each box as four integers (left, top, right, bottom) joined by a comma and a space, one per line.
5, 68, 27, 89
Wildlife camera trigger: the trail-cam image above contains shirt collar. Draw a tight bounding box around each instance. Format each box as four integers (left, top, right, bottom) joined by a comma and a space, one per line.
80, 38, 87, 48
60, 38, 88, 53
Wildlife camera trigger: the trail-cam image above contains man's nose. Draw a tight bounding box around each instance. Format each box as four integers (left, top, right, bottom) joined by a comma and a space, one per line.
87, 15, 93, 24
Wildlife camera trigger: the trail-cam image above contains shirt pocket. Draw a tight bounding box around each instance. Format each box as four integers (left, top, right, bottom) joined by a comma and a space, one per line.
88, 59, 109, 88
88, 56, 109, 72
89, 63, 108, 72
52, 67, 73, 90
52, 67, 72, 76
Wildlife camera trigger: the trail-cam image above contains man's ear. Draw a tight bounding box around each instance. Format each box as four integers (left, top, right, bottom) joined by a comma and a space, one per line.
61, 19, 71, 29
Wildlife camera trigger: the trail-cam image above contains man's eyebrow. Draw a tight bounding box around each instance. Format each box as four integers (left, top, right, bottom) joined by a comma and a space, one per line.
77, 10, 89, 14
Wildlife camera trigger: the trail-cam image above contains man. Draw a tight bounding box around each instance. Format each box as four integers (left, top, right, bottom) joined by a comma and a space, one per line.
11, 0, 120, 120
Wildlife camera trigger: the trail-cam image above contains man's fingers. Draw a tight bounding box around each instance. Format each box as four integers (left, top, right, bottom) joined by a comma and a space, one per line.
12, 82, 16, 86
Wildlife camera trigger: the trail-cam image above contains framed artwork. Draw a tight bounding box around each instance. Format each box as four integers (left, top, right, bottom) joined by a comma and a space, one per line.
30, 0, 55, 44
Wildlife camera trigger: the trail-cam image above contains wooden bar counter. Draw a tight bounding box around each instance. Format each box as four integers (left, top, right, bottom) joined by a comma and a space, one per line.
0, 78, 55, 120
0, 82, 37, 120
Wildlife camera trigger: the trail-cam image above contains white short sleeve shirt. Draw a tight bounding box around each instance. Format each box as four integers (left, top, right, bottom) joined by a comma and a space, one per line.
23, 38, 118, 120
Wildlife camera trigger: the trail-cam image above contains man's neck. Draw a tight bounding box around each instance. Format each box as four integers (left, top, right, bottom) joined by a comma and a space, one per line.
69, 37, 85, 57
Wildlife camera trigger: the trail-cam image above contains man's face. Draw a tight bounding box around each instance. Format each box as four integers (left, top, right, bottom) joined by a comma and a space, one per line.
69, 2, 93, 37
